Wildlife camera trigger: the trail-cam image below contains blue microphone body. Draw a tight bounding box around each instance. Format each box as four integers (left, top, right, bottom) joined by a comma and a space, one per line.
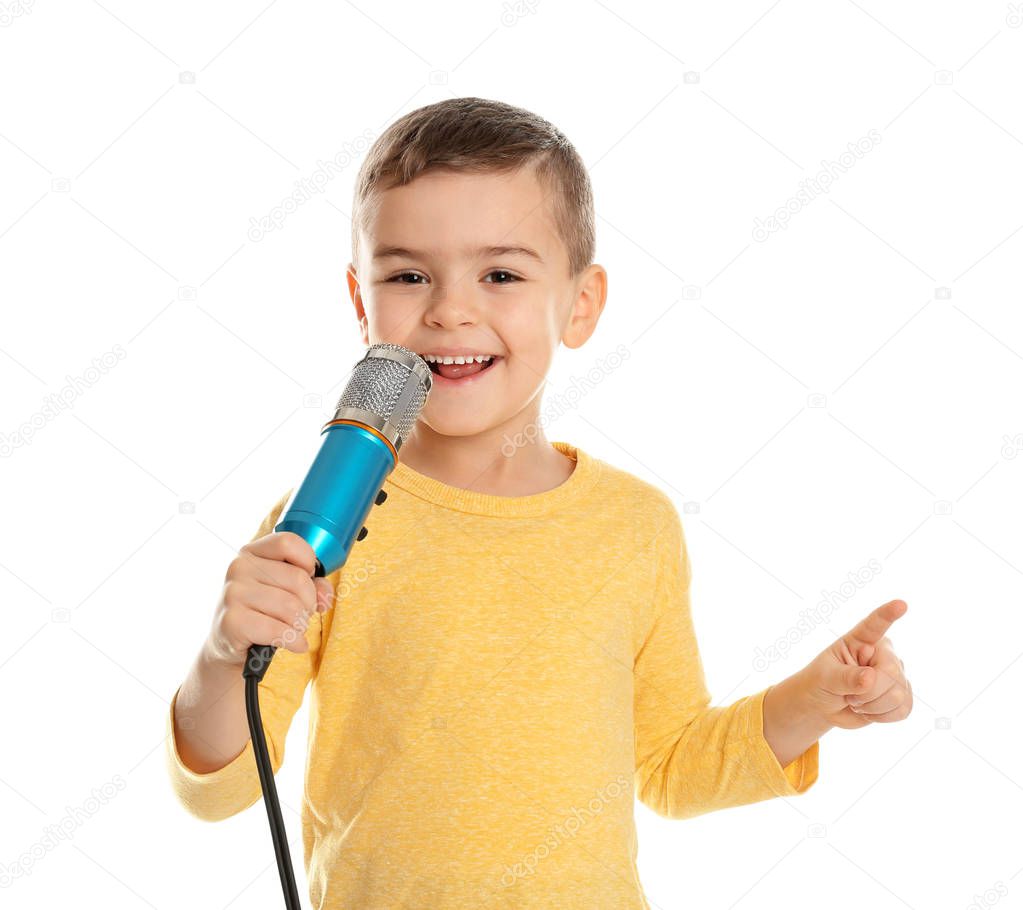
274, 422, 393, 577
243, 343, 432, 681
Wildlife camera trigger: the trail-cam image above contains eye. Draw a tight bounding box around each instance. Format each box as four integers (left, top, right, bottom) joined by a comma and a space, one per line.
387, 271, 427, 284
483, 270, 520, 284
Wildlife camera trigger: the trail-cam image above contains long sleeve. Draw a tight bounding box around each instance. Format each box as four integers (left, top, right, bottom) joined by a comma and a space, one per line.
633, 502, 819, 820
165, 488, 323, 822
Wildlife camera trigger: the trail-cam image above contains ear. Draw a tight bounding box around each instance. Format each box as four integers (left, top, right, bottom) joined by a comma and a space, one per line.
562, 264, 607, 350
346, 262, 369, 346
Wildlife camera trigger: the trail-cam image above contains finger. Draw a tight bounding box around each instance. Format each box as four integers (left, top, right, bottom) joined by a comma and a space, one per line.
849, 638, 896, 686
227, 548, 315, 613
857, 643, 876, 665
844, 599, 907, 647
233, 551, 317, 605
849, 680, 907, 715
277, 625, 312, 655
234, 581, 311, 627
255, 616, 310, 654
227, 607, 309, 655
245, 531, 319, 575
854, 697, 912, 723
846, 659, 902, 705
827, 662, 877, 696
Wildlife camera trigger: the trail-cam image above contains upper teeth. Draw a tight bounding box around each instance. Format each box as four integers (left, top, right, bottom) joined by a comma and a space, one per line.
423, 354, 495, 364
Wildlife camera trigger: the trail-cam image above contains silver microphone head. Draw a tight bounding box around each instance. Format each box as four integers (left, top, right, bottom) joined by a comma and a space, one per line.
330, 343, 432, 452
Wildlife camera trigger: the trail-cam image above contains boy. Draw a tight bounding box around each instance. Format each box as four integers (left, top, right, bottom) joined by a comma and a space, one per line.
166, 97, 912, 908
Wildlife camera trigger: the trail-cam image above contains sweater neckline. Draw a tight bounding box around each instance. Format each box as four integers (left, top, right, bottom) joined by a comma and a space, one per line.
386, 440, 598, 517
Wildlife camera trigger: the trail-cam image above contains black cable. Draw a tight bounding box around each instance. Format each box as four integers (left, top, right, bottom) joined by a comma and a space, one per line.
244, 674, 301, 908
242, 558, 324, 909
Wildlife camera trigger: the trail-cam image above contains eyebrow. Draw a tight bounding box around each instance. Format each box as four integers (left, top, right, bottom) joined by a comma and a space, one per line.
372, 244, 544, 263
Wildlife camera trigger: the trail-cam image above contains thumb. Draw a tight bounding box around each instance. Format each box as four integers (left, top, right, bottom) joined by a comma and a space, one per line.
314, 575, 335, 613
831, 662, 875, 696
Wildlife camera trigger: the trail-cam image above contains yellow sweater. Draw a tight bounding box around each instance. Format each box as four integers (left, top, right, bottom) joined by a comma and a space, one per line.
166, 441, 818, 908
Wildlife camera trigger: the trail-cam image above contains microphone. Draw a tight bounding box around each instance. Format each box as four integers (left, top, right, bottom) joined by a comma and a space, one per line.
244, 342, 433, 682
240, 342, 432, 910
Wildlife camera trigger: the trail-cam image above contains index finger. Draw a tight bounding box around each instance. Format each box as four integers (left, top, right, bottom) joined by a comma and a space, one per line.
844, 599, 908, 647
243, 530, 319, 576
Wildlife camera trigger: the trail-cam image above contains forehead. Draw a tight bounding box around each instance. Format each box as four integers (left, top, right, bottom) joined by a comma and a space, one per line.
364, 166, 561, 263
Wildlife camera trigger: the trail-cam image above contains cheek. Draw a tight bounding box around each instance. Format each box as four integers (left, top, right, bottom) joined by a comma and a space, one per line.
504, 344, 556, 383
363, 292, 416, 337
503, 317, 558, 370
500, 298, 560, 349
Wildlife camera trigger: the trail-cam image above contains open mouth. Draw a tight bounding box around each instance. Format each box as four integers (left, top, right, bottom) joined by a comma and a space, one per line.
422, 354, 501, 382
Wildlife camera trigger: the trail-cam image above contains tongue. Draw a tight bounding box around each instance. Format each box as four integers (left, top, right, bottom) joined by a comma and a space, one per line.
436, 359, 486, 380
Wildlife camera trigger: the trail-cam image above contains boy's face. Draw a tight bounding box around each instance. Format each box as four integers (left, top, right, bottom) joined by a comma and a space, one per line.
346, 165, 606, 439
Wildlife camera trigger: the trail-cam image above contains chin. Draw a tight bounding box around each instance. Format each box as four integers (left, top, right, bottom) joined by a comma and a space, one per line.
418, 401, 514, 439
418, 415, 495, 438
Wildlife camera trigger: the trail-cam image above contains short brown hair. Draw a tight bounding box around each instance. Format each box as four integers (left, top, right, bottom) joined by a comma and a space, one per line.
351, 97, 594, 277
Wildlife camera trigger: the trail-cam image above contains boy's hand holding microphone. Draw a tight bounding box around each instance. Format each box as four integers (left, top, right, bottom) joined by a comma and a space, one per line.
207, 531, 336, 666
173, 531, 335, 776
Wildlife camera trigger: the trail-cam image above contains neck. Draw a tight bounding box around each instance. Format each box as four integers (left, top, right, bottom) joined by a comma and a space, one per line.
397, 402, 574, 497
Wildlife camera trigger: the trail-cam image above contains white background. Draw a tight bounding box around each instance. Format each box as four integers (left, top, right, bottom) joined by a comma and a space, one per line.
1, 1, 1021, 908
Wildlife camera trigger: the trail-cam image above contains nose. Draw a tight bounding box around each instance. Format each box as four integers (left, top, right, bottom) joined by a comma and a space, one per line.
424, 279, 478, 329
